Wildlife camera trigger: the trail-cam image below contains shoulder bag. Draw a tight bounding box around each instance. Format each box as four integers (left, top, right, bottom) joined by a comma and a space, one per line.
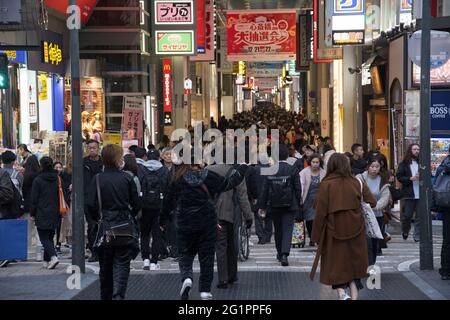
358, 178, 384, 239
94, 174, 138, 248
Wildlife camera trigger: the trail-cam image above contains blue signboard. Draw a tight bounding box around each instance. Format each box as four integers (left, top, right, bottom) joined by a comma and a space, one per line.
333, 0, 365, 15
431, 91, 450, 132
0, 50, 27, 64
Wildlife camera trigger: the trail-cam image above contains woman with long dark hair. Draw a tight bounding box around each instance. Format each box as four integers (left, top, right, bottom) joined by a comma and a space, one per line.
300, 154, 326, 246
23, 155, 41, 213
161, 157, 248, 300
310, 153, 376, 300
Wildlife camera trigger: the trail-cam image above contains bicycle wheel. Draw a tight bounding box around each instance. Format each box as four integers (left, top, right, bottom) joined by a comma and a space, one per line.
238, 224, 250, 261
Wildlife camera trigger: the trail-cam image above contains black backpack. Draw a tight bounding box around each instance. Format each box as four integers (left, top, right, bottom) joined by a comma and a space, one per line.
268, 175, 293, 208
141, 167, 165, 210
0, 172, 24, 219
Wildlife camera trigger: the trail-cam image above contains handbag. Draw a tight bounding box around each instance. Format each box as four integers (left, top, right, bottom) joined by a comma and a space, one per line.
358, 178, 384, 239
389, 178, 404, 201
432, 173, 450, 209
94, 174, 138, 248
57, 176, 69, 217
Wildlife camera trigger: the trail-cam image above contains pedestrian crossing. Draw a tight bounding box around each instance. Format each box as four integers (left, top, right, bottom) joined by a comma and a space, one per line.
124, 231, 444, 274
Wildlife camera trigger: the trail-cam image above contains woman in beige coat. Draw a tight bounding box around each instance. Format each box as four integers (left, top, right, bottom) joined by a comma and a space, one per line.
310, 153, 376, 300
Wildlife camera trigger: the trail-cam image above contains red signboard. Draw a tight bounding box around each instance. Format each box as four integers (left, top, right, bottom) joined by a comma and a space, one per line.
190, 0, 214, 61
197, 0, 205, 53
163, 59, 172, 113
44, 0, 97, 24
313, 0, 331, 63
226, 10, 297, 62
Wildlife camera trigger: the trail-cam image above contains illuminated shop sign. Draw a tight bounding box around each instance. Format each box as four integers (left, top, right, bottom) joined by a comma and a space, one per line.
42, 41, 63, 66
332, 31, 365, 45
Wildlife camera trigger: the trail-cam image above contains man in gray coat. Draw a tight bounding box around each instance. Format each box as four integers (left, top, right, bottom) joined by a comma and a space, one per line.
207, 163, 253, 289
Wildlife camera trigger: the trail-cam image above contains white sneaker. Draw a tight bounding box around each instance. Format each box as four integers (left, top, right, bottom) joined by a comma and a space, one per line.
200, 292, 213, 300
338, 290, 352, 300
42, 261, 49, 269
47, 256, 59, 270
143, 259, 150, 270
150, 263, 160, 271
180, 278, 192, 300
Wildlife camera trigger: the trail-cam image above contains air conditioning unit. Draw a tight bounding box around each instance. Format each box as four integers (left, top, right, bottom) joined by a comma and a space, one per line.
0, 0, 22, 25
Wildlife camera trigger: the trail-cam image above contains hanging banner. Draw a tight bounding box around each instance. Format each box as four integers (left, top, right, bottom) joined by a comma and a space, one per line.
38, 74, 48, 101
122, 97, 144, 146
163, 59, 173, 126
297, 13, 312, 70
190, 0, 215, 61
226, 10, 297, 62
247, 63, 283, 77
196, 0, 205, 53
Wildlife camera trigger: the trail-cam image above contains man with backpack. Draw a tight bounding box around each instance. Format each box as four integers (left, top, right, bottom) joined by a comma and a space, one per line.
136, 147, 170, 270
0, 162, 18, 268
258, 144, 302, 266
1, 151, 23, 195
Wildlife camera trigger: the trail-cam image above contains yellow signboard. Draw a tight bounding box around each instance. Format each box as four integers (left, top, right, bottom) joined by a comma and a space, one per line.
38, 74, 48, 101
42, 41, 62, 66
103, 133, 123, 146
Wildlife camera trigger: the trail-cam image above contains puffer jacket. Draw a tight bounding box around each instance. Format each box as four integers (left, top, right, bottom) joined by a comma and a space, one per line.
30, 170, 60, 230
161, 164, 248, 231
436, 156, 450, 177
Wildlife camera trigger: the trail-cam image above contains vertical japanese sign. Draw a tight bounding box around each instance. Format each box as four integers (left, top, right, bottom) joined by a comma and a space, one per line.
191, 0, 215, 61
330, 0, 366, 46
297, 13, 312, 70
197, 0, 205, 53
226, 10, 297, 62
122, 97, 144, 146
163, 59, 173, 126
155, 1, 194, 24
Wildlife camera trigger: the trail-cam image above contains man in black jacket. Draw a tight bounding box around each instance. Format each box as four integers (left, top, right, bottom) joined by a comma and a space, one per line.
397, 143, 420, 242
350, 143, 367, 176
136, 148, 170, 271
83, 140, 104, 262
258, 144, 302, 266
246, 156, 273, 244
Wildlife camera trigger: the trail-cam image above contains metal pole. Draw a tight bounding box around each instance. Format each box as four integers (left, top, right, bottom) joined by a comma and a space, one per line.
419, 0, 433, 270
69, 0, 85, 273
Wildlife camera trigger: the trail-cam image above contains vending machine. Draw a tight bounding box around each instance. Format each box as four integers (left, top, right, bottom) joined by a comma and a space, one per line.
431, 91, 450, 177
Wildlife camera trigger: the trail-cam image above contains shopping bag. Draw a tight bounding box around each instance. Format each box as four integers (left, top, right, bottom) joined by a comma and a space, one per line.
292, 221, 306, 248
0, 219, 28, 260
358, 179, 383, 239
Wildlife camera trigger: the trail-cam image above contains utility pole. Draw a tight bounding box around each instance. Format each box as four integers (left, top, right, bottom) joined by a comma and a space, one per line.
69, 0, 85, 273
419, 0, 433, 270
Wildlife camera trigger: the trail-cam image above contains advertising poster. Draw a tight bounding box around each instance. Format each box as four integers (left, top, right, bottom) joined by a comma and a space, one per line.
196, 0, 205, 53
103, 133, 123, 146
44, 0, 97, 24
431, 91, 450, 131
226, 10, 297, 62
122, 97, 144, 146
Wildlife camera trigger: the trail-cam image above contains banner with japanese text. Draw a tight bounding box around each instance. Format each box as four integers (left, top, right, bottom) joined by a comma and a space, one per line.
122, 97, 144, 146
226, 10, 297, 62
190, 0, 215, 61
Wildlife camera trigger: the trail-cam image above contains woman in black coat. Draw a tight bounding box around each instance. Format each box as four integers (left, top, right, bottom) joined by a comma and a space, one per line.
87, 144, 141, 300
22, 155, 40, 213
30, 157, 60, 270
161, 160, 248, 301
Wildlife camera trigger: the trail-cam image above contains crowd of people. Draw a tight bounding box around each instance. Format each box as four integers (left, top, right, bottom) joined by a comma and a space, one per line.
1, 102, 449, 301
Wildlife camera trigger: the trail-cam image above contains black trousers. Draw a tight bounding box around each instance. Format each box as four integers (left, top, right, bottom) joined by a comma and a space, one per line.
216, 221, 237, 283
37, 229, 57, 262
166, 213, 178, 257
440, 210, 450, 277
177, 225, 217, 292
140, 209, 161, 263
367, 216, 385, 266
305, 220, 313, 239
401, 199, 420, 241
98, 246, 132, 300
271, 210, 295, 256
254, 211, 273, 242
85, 204, 97, 252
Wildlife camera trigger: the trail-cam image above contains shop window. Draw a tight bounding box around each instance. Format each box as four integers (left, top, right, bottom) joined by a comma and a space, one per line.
88, 10, 139, 27
97, 0, 139, 7
105, 115, 123, 132
106, 76, 141, 92
106, 96, 126, 114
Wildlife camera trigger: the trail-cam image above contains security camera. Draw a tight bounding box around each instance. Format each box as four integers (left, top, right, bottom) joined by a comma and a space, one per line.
348, 67, 361, 75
